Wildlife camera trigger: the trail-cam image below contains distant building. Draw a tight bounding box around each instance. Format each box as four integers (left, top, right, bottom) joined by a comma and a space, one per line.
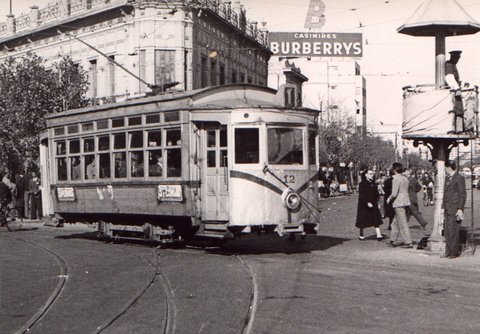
0, 0, 271, 104
268, 59, 308, 108
307, 59, 366, 135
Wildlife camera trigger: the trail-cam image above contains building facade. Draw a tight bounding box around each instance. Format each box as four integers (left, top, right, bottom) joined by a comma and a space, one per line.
309, 59, 366, 135
0, 0, 271, 103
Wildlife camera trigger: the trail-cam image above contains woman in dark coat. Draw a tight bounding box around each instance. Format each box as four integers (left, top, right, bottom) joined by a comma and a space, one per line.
355, 169, 384, 240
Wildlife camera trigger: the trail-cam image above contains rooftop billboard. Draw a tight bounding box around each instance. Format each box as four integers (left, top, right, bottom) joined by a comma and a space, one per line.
269, 32, 363, 58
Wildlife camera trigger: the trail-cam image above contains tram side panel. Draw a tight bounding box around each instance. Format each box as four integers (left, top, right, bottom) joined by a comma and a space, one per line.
50, 116, 198, 224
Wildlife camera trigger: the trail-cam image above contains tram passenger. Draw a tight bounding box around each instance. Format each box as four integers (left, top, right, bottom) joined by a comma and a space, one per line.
355, 168, 384, 241
149, 153, 163, 177
445, 50, 464, 133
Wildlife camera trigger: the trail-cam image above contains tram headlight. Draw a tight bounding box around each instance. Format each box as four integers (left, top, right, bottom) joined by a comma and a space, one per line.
281, 188, 302, 211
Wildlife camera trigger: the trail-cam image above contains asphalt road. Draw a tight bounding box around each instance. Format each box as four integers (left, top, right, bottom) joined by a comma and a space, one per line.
2, 191, 480, 334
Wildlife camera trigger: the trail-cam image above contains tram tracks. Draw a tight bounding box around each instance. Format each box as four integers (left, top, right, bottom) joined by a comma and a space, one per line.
10, 237, 69, 334
236, 255, 259, 334
94, 247, 177, 334
5, 233, 257, 334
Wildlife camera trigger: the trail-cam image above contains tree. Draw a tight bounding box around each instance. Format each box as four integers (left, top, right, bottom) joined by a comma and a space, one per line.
318, 117, 397, 171
0, 53, 89, 173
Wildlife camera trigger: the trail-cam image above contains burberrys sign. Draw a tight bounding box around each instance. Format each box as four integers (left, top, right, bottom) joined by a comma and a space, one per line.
269, 32, 363, 57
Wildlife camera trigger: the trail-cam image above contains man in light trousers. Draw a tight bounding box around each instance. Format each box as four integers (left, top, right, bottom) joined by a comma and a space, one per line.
387, 163, 413, 248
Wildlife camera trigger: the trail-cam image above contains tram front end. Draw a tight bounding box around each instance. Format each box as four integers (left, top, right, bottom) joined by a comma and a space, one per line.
226, 109, 320, 238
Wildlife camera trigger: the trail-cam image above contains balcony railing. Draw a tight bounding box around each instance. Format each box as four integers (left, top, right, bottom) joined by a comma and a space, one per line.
402, 84, 479, 138
0, 0, 269, 48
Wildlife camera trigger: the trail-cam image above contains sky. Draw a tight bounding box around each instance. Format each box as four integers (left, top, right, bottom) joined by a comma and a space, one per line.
2, 0, 480, 135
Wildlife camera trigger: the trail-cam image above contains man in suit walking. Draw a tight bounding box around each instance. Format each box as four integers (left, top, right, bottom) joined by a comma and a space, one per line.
387, 162, 413, 248
443, 160, 466, 258
404, 168, 429, 231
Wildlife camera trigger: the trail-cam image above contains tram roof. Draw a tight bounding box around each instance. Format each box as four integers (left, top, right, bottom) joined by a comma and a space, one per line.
47, 84, 320, 120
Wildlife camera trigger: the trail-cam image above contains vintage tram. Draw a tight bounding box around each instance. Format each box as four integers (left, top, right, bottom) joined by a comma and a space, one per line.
40, 84, 320, 242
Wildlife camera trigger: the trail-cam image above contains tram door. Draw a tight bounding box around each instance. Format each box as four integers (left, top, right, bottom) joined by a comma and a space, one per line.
202, 126, 229, 221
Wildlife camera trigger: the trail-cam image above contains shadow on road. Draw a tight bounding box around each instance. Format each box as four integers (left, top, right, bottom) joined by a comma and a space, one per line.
210, 234, 350, 255
53, 231, 349, 254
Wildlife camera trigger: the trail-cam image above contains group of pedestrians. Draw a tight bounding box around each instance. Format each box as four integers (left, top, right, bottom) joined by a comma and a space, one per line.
355, 161, 466, 258
0, 169, 42, 228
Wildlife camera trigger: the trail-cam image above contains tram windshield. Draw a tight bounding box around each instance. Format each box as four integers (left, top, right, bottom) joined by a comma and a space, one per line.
235, 128, 259, 164
267, 127, 303, 165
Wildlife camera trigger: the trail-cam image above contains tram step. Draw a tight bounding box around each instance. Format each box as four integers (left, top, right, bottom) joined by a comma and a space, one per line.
203, 223, 228, 232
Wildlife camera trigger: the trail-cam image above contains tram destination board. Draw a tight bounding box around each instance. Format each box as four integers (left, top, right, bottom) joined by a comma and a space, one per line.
269, 32, 363, 58
157, 184, 183, 202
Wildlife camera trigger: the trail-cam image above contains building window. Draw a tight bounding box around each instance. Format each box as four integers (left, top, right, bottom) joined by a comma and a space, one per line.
139, 49, 147, 93
240, 72, 245, 83
201, 56, 208, 88
219, 63, 225, 85
108, 55, 115, 96
231, 69, 237, 83
89, 59, 98, 97
155, 50, 176, 89
210, 59, 217, 86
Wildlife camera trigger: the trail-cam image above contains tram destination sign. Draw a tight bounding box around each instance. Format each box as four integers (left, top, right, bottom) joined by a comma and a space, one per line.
269, 32, 363, 58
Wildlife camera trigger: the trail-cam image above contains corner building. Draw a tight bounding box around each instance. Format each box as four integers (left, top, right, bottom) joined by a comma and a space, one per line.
0, 0, 270, 101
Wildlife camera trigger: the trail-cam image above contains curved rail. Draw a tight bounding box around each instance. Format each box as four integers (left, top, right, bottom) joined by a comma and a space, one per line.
236, 255, 259, 334
12, 237, 69, 334
94, 248, 176, 334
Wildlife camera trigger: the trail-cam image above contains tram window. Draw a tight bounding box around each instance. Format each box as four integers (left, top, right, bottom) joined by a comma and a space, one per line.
67, 124, 79, 134
148, 131, 162, 147
114, 152, 127, 178
112, 118, 125, 128
164, 111, 179, 122
69, 139, 80, 154
85, 155, 96, 179
309, 130, 316, 165
149, 150, 163, 177
70, 156, 81, 180
220, 128, 227, 147
235, 128, 259, 164
207, 130, 216, 147
99, 153, 111, 178
99, 136, 110, 151
267, 128, 303, 165
129, 131, 143, 148
166, 149, 181, 177
166, 128, 181, 146
56, 141, 66, 155
57, 158, 67, 181
130, 151, 144, 177
128, 116, 142, 126
97, 119, 109, 130
54, 127, 65, 136
220, 149, 227, 167
82, 122, 94, 132
146, 114, 160, 124
113, 133, 126, 149
84, 138, 94, 153
207, 151, 216, 167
